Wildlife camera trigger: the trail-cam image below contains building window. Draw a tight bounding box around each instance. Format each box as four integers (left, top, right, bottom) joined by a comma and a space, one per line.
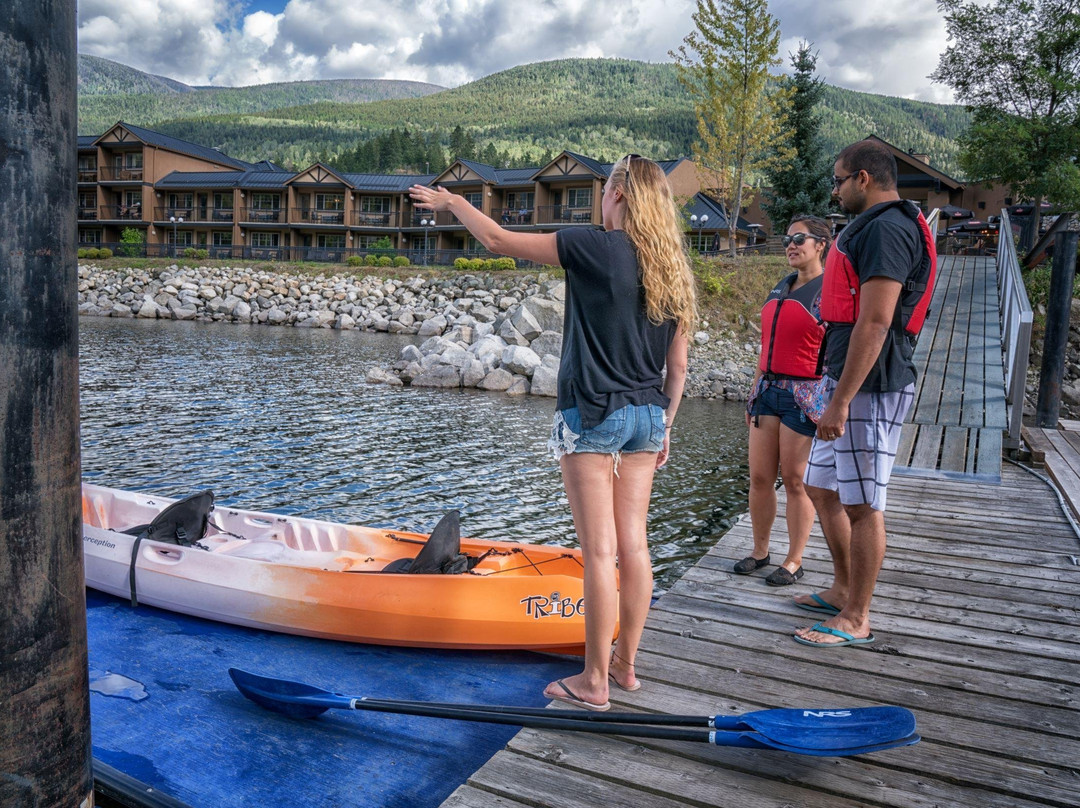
567, 188, 592, 208
316, 193, 344, 211
463, 192, 482, 209
125, 153, 143, 169
79, 229, 102, 244
411, 235, 430, 250
507, 192, 534, 210
250, 232, 279, 247
167, 230, 193, 246
212, 232, 233, 246
214, 193, 234, 210
78, 156, 96, 171
125, 191, 142, 207
361, 196, 391, 213
251, 193, 280, 210
465, 236, 484, 253
317, 234, 345, 248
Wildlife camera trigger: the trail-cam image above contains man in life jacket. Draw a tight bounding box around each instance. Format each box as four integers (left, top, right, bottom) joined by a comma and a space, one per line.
794, 139, 936, 648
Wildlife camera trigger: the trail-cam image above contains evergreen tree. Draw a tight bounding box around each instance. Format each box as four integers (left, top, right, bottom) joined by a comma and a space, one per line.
762, 43, 833, 232
480, 141, 501, 167
672, 0, 794, 256
449, 125, 476, 161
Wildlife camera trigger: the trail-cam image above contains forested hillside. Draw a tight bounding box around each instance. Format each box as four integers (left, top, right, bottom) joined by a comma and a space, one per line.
78, 55, 972, 177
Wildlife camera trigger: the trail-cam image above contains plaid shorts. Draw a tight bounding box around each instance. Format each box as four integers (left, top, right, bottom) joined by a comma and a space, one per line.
803, 378, 914, 511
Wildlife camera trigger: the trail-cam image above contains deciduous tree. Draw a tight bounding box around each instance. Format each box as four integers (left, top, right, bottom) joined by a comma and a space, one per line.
672, 0, 793, 256
930, 0, 1080, 248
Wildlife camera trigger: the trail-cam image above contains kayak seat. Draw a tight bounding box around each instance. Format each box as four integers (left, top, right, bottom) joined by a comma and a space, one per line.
124, 490, 215, 608
382, 510, 478, 575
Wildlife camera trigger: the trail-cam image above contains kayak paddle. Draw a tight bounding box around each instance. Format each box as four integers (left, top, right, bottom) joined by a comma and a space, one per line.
228, 668, 919, 756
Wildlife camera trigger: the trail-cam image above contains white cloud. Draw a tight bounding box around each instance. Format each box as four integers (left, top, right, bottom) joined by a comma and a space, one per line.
76, 0, 957, 101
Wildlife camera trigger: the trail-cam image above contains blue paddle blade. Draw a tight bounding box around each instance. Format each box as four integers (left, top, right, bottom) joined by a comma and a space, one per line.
229, 668, 354, 719
711, 707, 916, 750
718, 731, 921, 757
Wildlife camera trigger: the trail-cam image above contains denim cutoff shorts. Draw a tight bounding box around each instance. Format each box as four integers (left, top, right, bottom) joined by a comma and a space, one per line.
548, 403, 667, 462
749, 383, 817, 437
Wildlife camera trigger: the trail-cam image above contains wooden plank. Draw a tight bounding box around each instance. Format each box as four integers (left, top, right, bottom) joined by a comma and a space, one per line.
1020, 425, 1051, 462
895, 422, 918, 466
975, 428, 1003, 479
938, 426, 970, 473
909, 423, 943, 470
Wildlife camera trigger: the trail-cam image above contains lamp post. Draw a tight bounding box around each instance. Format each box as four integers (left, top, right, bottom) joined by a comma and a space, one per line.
690, 213, 709, 253
421, 217, 433, 266
169, 214, 183, 258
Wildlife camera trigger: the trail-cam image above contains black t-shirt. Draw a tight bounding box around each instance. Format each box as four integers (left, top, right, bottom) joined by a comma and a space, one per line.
555, 228, 676, 428
825, 202, 923, 392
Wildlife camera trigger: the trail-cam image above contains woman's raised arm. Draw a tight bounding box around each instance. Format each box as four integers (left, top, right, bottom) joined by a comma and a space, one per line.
409, 184, 561, 267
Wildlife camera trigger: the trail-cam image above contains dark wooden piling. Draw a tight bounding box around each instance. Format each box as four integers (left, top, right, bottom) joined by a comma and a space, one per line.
0, 1, 92, 805
1036, 222, 1080, 427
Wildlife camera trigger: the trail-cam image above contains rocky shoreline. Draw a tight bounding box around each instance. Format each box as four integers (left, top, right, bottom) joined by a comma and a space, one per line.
77, 263, 759, 401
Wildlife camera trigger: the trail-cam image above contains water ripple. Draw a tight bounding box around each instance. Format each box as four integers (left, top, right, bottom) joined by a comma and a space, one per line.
79, 317, 749, 591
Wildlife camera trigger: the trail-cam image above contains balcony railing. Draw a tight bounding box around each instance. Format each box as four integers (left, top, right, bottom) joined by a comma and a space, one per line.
99, 166, 144, 182
352, 211, 399, 228
78, 170, 97, 183
99, 205, 146, 221
535, 205, 594, 225
492, 208, 535, 225
238, 208, 285, 224
291, 208, 345, 225
405, 209, 462, 227
78, 207, 98, 220
154, 206, 235, 223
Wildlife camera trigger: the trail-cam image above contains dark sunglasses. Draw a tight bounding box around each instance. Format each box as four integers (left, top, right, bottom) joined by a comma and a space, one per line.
832, 172, 858, 189
782, 233, 825, 247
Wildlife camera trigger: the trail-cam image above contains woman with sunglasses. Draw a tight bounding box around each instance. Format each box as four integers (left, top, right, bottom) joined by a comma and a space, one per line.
735, 215, 831, 586
410, 156, 695, 711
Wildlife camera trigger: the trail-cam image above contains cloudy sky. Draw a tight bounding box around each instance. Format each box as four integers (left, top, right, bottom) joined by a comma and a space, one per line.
76, 0, 957, 103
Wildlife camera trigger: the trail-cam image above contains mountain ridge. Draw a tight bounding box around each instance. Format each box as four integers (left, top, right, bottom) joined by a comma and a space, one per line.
77, 54, 971, 177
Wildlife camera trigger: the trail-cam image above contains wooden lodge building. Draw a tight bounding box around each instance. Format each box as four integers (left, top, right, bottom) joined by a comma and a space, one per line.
77, 122, 762, 262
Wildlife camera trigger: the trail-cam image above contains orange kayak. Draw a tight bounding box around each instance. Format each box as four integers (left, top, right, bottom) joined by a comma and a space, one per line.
81, 484, 597, 653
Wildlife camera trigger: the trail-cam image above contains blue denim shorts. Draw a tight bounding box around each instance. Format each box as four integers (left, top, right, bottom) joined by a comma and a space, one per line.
548, 404, 667, 461
749, 383, 817, 437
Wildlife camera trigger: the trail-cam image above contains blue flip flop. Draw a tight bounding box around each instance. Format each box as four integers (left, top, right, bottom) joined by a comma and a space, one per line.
794, 593, 841, 615
793, 623, 876, 648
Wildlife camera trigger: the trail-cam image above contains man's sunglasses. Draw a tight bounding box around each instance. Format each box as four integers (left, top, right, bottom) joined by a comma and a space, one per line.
781, 233, 825, 247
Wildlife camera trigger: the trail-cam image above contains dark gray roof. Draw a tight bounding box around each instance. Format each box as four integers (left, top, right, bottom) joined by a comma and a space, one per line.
562, 151, 608, 177
155, 170, 290, 189
78, 135, 99, 149
341, 173, 436, 191
102, 122, 254, 171
681, 193, 753, 234
455, 159, 500, 184
493, 167, 536, 185
251, 159, 292, 173
597, 157, 689, 177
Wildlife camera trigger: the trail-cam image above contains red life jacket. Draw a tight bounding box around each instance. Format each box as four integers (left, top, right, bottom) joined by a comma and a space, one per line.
821, 200, 937, 336
759, 272, 824, 379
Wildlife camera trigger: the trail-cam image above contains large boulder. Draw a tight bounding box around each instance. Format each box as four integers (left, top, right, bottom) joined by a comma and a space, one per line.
509, 304, 542, 341
520, 295, 564, 333
529, 330, 562, 359
477, 368, 514, 391
417, 314, 448, 337
501, 345, 542, 377
411, 365, 462, 388
530, 364, 559, 397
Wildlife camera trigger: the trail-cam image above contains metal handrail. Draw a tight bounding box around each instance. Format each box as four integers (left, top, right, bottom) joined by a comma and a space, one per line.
997, 208, 1034, 449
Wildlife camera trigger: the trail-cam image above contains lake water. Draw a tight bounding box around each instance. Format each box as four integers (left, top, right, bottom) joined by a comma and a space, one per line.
78, 317, 750, 592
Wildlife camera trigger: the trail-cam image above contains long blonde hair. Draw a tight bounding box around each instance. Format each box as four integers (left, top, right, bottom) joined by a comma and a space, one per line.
613, 156, 697, 336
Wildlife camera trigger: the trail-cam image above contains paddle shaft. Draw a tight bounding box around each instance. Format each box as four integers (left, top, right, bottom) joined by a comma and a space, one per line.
361, 697, 709, 726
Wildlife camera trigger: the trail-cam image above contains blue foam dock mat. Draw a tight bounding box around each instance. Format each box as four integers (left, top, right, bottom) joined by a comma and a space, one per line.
87, 589, 577, 808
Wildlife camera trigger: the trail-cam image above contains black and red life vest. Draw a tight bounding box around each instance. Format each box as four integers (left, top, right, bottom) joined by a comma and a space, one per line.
758, 272, 825, 379
821, 200, 937, 336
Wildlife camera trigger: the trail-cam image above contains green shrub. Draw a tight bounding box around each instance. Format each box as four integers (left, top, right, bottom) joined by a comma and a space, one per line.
347, 255, 364, 267
467, 258, 485, 271
393, 256, 410, 266
377, 255, 393, 266
97, 248, 113, 259
363, 254, 378, 266
197, 249, 209, 259
84, 248, 100, 259
494, 257, 516, 271
454, 257, 470, 270
118, 227, 144, 258
77, 248, 87, 259
182, 247, 199, 258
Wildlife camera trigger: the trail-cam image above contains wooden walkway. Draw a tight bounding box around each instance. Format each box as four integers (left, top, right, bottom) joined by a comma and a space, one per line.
443, 465, 1080, 808
895, 254, 1008, 482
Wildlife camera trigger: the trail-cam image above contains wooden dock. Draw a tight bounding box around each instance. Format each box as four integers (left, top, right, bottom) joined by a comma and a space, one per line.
896, 254, 1008, 482
443, 466, 1080, 808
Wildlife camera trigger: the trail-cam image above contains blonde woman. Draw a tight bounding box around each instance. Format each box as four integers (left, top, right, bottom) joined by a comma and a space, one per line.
410, 156, 695, 711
